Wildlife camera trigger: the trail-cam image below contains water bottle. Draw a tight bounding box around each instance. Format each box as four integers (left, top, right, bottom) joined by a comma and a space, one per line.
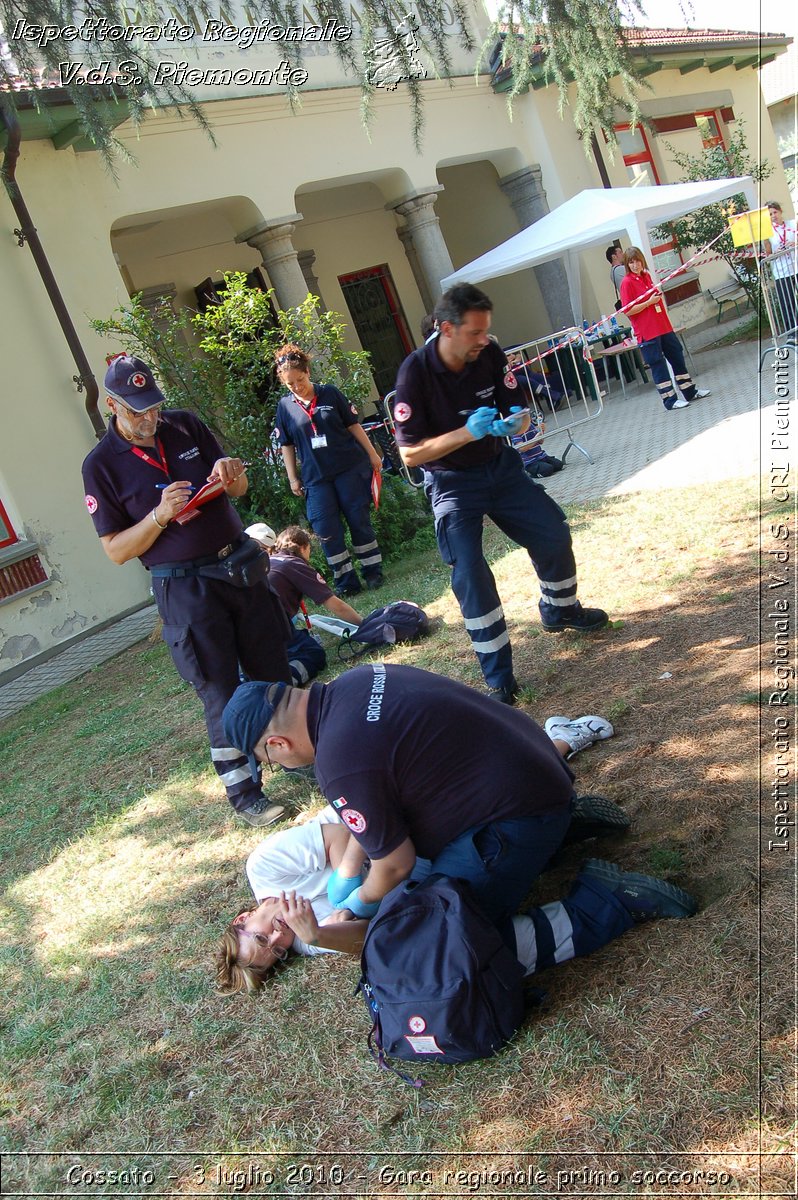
610, 314, 619, 333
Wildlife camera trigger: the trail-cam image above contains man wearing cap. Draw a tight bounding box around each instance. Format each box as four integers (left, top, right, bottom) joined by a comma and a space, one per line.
222, 664, 627, 943
81, 355, 291, 826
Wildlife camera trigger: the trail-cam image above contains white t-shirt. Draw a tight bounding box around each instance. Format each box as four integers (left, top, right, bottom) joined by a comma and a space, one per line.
245, 810, 342, 957
769, 219, 797, 280
245, 812, 541, 971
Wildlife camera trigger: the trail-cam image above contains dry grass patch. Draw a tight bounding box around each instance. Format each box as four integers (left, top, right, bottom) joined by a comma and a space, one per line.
0, 473, 792, 1194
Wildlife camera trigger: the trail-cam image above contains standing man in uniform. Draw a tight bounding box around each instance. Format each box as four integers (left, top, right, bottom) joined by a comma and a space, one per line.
81, 355, 291, 826
393, 284, 608, 704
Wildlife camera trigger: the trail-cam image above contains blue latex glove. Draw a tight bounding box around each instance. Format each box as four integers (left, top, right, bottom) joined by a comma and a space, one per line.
489, 406, 527, 437
327, 867, 363, 908
465, 406, 498, 440
342, 886, 381, 919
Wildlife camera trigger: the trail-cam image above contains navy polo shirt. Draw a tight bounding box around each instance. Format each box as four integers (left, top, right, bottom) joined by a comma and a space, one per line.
269, 553, 333, 620
274, 384, 368, 485
306, 664, 574, 861
81, 409, 243, 567
394, 338, 520, 471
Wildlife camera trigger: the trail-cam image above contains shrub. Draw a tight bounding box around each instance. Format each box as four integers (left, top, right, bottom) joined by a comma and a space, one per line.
91, 275, 432, 555
653, 121, 773, 311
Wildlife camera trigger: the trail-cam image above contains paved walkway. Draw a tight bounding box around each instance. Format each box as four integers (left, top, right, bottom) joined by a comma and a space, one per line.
0, 334, 771, 722
542, 334, 769, 504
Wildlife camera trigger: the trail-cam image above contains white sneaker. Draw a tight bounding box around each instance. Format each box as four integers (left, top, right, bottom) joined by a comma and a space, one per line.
692, 388, 711, 399
545, 715, 614, 758
671, 397, 690, 409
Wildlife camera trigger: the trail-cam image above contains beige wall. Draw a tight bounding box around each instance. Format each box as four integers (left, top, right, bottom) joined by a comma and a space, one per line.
436, 160, 552, 345
0, 147, 150, 672
295, 178, 421, 359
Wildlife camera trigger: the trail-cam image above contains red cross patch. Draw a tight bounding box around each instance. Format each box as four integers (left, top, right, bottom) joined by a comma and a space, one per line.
85, 495, 98, 514
503, 370, 518, 389
394, 401, 412, 422
342, 808, 367, 833
130, 372, 148, 388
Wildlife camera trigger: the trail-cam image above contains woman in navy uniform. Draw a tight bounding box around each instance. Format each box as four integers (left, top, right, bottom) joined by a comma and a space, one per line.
273, 344, 384, 597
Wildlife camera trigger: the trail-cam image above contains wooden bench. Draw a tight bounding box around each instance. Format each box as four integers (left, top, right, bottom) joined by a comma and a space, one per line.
706, 279, 752, 323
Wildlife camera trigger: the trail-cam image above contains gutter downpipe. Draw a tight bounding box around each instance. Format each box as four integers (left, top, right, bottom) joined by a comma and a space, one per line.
1, 103, 105, 439
590, 132, 612, 189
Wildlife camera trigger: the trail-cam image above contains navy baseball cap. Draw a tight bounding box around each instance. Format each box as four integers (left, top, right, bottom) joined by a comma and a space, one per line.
223, 681, 288, 781
104, 355, 166, 412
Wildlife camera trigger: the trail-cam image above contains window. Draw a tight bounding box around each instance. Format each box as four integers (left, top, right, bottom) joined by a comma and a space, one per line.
695, 111, 725, 149
0, 497, 18, 549
0, 498, 50, 605
615, 123, 661, 188
614, 124, 682, 274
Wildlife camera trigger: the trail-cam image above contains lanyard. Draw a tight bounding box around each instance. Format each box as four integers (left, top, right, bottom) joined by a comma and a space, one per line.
130, 437, 170, 479
293, 390, 318, 436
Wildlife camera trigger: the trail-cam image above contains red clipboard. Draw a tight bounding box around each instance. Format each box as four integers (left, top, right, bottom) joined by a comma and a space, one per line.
371, 470, 382, 510
173, 477, 227, 525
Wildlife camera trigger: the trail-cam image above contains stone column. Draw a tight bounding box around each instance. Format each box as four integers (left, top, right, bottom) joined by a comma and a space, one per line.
499, 166, 575, 331
297, 249, 326, 311
397, 225, 433, 315
390, 186, 454, 310
236, 216, 309, 310
138, 284, 177, 334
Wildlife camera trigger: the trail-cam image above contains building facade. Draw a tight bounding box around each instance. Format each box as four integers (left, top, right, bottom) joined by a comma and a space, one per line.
0, 6, 791, 677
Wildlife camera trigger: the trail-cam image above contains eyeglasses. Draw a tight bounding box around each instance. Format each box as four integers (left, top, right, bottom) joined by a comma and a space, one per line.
238, 926, 289, 965
275, 354, 304, 368
115, 401, 164, 421
261, 740, 278, 775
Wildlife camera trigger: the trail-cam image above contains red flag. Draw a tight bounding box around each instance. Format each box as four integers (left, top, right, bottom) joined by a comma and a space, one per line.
371, 469, 382, 509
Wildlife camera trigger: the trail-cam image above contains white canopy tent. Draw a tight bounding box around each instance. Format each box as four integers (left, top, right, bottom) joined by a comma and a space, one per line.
441, 176, 758, 324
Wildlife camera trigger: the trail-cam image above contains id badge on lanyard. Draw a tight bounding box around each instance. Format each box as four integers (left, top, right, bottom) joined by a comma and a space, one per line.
295, 392, 327, 451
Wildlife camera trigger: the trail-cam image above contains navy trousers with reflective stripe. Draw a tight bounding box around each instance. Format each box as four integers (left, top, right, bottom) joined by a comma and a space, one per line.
286, 626, 327, 686
639, 331, 697, 409
152, 574, 291, 813
511, 873, 636, 975
426, 446, 577, 689
304, 463, 382, 590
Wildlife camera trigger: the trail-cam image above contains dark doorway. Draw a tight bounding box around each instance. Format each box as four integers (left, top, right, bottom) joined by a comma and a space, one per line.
338, 265, 414, 397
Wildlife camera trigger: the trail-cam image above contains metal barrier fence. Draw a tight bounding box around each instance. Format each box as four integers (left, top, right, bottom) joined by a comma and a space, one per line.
363, 327, 607, 484
759, 247, 797, 370
503, 328, 605, 464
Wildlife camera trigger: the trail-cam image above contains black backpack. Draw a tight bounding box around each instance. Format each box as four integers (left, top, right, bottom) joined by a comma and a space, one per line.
357, 875, 525, 1078
338, 601, 430, 660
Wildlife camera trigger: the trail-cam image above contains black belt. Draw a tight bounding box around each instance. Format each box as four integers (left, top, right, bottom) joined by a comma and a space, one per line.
149, 537, 245, 578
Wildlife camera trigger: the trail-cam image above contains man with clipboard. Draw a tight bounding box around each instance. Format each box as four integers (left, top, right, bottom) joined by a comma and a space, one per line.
81, 355, 291, 826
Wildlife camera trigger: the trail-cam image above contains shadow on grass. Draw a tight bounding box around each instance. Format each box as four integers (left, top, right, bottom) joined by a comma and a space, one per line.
1, 473, 788, 1173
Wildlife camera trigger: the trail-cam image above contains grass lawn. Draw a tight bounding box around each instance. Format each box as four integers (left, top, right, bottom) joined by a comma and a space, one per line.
0, 473, 791, 1195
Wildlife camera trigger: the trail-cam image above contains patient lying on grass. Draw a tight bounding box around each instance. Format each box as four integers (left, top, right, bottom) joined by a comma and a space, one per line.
215, 807, 696, 998
214, 714, 698, 996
